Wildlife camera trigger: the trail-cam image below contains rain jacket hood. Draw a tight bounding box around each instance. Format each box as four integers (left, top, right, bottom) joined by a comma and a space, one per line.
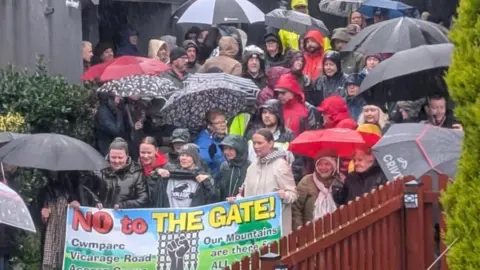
275, 73, 305, 103
303, 30, 325, 81
259, 99, 286, 132
220, 135, 249, 167
117, 28, 139, 56
318, 96, 357, 129
242, 51, 266, 76
323, 50, 343, 75
291, 0, 308, 11
148, 39, 168, 60
330, 28, 351, 45
256, 67, 291, 106
219, 36, 239, 58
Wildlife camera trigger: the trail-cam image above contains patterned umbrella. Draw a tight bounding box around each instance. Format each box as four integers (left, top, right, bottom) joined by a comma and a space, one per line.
159, 81, 249, 129
183, 73, 260, 98
97, 75, 180, 97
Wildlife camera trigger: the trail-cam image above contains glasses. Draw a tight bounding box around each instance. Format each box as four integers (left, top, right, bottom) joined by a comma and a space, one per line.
211, 120, 227, 126
277, 91, 287, 95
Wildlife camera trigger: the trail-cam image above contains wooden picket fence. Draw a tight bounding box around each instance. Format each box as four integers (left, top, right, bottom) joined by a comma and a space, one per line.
224, 174, 450, 270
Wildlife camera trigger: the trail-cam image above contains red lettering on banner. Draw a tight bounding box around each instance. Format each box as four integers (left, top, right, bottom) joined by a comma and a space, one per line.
121, 215, 148, 235
71, 210, 113, 234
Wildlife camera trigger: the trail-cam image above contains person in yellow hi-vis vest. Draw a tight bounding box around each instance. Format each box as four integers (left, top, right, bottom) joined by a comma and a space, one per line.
278, 0, 331, 53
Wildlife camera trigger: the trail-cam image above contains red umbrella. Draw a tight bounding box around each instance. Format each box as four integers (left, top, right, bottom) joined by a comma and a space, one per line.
288, 128, 366, 158
81, 56, 170, 82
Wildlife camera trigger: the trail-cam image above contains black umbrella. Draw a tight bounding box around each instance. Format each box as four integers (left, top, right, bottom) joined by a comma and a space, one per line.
359, 44, 453, 100
176, 0, 264, 25
342, 17, 449, 54
184, 73, 260, 97
0, 132, 27, 146
373, 123, 463, 181
97, 75, 179, 97
265, 8, 330, 36
159, 81, 249, 130
0, 133, 109, 171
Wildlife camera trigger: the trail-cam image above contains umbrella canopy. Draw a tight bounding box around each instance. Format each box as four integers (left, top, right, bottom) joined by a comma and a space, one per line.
97, 75, 180, 97
159, 81, 249, 130
289, 129, 366, 158
184, 73, 260, 97
342, 17, 449, 54
265, 8, 330, 36
318, 0, 363, 18
81, 56, 171, 82
176, 0, 264, 25
0, 132, 27, 146
357, 0, 418, 19
0, 134, 109, 171
360, 44, 453, 95
373, 123, 463, 180
0, 182, 36, 232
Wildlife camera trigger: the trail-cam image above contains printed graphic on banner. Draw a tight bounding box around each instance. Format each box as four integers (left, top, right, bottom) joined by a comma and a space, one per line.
62, 193, 282, 270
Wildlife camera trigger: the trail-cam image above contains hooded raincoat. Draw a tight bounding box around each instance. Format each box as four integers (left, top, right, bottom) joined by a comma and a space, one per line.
242, 51, 267, 89
311, 51, 348, 106
215, 135, 251, 201
330, 28, 365, 74
278, 0, 331, 53
197, 36, 242, 76
275, 74, 309, 135
302, 30, 325, 82
257, 66, 291, 106
116, 29, 140, 57
242, 148, 298, 235
318, 96, 357, 129
264, 28, 285, 69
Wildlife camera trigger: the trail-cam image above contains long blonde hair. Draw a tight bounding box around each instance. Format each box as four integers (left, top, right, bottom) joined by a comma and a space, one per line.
357, 105, 389, 129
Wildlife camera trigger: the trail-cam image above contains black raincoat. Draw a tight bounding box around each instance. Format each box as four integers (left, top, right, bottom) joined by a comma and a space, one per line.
311, 51, 348, 107
215, 135, 251, 201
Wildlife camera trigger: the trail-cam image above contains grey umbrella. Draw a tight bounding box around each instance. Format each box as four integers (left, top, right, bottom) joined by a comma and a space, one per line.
318, 0, 363, 18
342, 17, 449, 54
0, 132, 27, 146
97, 75, 179, 97
373, 123, 463, 181
265, 8, 330, 36
360, 44, 453, 93
0, 133, 109, 171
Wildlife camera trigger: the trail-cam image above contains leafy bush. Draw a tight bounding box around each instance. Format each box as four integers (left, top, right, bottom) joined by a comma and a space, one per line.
0, 57, 95, 144
442, 0, 480, 269
0, 58, 96, 268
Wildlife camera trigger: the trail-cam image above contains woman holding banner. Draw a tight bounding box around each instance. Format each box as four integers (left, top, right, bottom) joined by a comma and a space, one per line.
152, 143, 216, 208
237, 128, 298, 235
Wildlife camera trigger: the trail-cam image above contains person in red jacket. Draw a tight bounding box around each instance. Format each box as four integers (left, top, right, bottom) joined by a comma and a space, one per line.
303, 30, 325, 81
274, 73, 310, 136
318, 96, 357, 129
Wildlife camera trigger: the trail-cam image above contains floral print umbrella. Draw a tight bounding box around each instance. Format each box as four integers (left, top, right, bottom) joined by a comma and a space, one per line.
159, 81, 249, 129
97, 75, 179, 97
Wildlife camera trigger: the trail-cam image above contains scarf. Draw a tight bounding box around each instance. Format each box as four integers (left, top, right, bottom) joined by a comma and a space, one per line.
312, 173, 337, 219
142, 152, 168, 176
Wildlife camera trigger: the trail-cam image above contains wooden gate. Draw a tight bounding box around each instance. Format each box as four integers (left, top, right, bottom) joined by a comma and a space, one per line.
224, 174, 450, 270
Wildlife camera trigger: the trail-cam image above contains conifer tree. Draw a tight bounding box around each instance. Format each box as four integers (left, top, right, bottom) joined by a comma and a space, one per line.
442, 0, 480, 268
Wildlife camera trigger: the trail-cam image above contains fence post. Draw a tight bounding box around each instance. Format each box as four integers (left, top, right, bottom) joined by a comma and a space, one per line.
404, 179, 425, 269
260, 252, 288, 270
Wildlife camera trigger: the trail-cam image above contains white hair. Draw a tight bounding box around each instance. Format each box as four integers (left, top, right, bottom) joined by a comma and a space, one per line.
357, 105, 389, 130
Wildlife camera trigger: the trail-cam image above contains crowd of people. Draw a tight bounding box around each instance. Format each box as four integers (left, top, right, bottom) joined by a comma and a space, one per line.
34, 0, 462, 269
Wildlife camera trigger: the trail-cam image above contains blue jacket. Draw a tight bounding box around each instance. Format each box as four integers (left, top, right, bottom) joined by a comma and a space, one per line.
195, 130, 225, 177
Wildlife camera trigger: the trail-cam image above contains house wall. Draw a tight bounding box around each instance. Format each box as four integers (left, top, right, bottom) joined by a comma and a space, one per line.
0, 0, 83, 83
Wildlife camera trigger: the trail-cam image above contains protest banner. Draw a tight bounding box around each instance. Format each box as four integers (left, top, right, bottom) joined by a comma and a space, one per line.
62, 193, 282, 270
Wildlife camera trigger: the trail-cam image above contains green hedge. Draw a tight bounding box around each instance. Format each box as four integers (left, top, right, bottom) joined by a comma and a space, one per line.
0, 58, 96, 268
442, 0, 480, 269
